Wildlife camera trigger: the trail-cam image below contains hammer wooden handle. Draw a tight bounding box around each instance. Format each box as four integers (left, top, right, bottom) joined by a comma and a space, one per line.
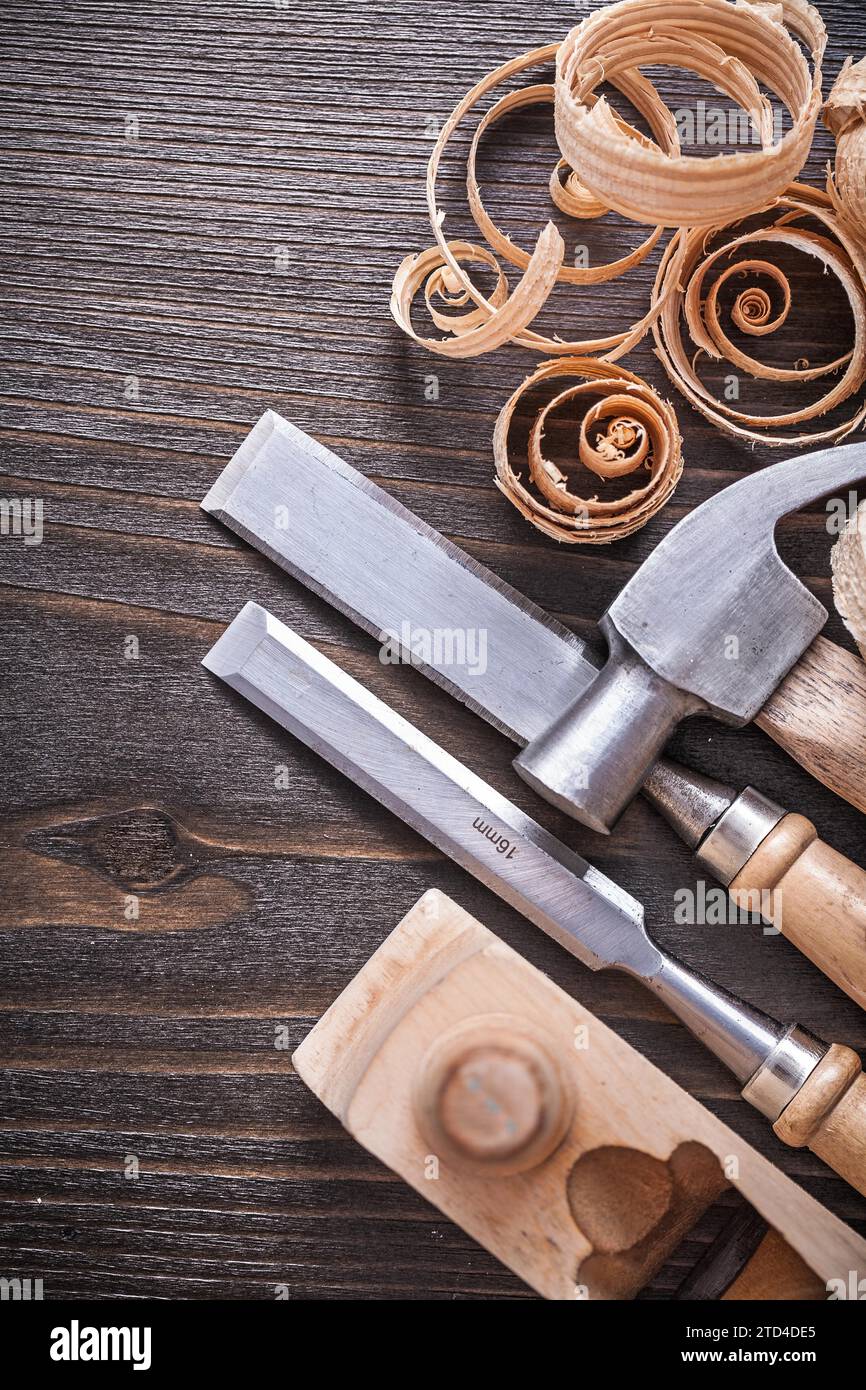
756, 635, 866, 814
774, 1045, 866, 1197
730, 813, 866, 1011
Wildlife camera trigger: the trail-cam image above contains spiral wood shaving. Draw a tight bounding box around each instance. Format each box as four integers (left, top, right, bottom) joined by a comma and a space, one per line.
555, 0, 826, 227
389, 0, 866, 541
651, 186, 866, 445
493, 358, 682, 543
389, 42, 686, 362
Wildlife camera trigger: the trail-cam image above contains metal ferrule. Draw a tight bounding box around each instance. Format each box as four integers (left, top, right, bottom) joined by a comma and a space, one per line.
645, 955, 790, 1087
695, 786, 786, 887
740, 1024, 827, 1121
204, 602, 832, 1127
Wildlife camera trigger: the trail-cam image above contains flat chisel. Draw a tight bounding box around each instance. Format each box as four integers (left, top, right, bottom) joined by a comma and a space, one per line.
203, 601, 866, 1196
201, 413, 866, 1011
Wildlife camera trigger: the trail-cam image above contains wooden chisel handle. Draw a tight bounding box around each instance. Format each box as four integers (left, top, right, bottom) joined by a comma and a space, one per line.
756, 635, 866, 814
730, 813, 866, 1011
774, 1045, 866, 1197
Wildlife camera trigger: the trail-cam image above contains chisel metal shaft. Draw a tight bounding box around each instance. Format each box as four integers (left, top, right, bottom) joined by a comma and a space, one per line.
203, 604, 859, 1167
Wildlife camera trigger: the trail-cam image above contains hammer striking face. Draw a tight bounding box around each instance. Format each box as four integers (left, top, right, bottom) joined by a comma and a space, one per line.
515, 443, 866, 831
201, 414, 866, 835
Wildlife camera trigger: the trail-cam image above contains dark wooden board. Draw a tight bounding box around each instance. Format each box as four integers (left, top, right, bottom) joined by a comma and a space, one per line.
1, 0, 865, 1301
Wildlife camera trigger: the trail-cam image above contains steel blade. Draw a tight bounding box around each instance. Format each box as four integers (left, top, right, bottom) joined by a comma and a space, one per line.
202, 601, 660, 979
202, 411, 599, 745
203, 603, 796, 1093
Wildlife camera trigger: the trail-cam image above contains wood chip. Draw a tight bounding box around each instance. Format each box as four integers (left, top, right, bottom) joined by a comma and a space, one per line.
389, 41, 686, 362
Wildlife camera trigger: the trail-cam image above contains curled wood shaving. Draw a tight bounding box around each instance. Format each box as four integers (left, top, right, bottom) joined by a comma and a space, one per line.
555, 0, 826, 227
651, 187, 866, 444
824, 56, 866, 229
391, 224, 564, 359
467, 83, 673, 287
390, 42, 686, 361
549, 160, 611, 220
831, 500, 866, 661
493, 357, 682, 543
389, 3, 860, 545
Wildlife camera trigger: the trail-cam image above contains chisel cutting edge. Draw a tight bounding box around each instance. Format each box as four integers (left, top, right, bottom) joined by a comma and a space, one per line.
203, 601, 866, 1195
200, 412, 866, 1011
201, 411, 866, 828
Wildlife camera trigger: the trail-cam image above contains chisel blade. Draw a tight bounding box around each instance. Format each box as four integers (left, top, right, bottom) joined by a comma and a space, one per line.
202, 601, 660, 980
202, 411, 599, 746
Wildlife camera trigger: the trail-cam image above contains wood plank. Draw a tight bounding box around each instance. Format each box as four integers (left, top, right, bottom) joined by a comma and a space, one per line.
1, 0, 865, 1299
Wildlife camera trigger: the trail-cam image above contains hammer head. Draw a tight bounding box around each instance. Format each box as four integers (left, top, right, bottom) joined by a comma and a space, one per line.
514, 442, 866, 832
608, 449, 858, 722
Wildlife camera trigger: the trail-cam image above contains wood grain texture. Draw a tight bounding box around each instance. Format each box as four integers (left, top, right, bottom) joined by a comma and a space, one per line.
774, 1044, 866, 1197
756, 636, 866, 815
730, 812, 866, 1010
1, 0, 865, 1300
294, 890, 866, 1301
